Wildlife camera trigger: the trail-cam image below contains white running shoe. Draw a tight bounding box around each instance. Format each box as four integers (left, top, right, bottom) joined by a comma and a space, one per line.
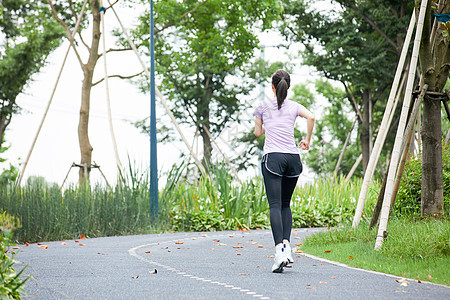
272, 244, 289, 273
284, 243, 294, 264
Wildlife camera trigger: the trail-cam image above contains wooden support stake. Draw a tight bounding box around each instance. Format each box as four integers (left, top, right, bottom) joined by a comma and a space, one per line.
352, 13, 416, 227
374, 0, 428, 251
334, 117, 357, 176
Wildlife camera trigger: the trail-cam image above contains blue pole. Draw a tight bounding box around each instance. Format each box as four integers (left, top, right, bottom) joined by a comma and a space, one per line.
149, 0, 158, 221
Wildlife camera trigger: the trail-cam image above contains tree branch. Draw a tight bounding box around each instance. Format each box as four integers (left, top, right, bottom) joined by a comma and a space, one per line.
46, 0, 84, 67
92, 71, 144, 86
155, 0, 209, 35
339, 0, 398, 51
343, 81, 363, 123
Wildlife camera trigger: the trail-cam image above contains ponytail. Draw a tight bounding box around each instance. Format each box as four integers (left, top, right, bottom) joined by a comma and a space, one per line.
272, 70, 291, 110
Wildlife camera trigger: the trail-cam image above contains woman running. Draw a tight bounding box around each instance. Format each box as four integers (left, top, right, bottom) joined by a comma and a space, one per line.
253, 70, 315, 273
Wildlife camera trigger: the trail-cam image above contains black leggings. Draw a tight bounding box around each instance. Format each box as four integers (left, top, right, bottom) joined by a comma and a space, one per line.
262, 162, 299, 246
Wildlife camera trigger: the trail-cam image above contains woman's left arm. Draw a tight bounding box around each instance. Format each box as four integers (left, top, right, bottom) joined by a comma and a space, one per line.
254, 117, 265, 137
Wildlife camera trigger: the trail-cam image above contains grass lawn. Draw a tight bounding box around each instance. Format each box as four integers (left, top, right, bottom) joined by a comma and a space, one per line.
300, 218, 450, 286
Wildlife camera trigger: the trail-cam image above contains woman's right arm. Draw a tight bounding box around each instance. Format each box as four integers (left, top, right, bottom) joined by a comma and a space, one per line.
298, 107, 315, 150
254, 117, 265, 137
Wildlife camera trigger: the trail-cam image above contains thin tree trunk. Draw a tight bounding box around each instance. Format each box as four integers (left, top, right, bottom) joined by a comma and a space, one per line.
78, 0, 101, 185
360, 88, 371, 173
419, 0, 448, 216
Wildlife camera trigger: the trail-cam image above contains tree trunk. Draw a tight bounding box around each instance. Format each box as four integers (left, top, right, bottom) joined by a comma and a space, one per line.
421, 95, 443, 215
0, 101, 13, 149
360, 88, 371, 173
78, 0, 101, 185
418, 0, 449, 216
198, 75, 213, 169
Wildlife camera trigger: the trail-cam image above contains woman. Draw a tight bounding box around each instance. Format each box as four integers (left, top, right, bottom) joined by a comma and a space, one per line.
253, 70, 315, 273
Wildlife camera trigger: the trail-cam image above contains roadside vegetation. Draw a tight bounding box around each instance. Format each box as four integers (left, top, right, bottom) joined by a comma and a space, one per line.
0, 162, 379, 243
300, 142, 450, 286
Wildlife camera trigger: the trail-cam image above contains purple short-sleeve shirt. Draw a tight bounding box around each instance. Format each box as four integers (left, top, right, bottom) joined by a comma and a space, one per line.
253, 97, 306, 155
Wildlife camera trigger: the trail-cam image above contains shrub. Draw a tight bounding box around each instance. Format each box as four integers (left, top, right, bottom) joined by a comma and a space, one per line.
395, 141, 450, 217
0, 212, 28, 299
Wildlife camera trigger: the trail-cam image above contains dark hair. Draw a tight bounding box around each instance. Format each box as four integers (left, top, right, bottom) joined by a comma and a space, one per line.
272, 70, 291, 110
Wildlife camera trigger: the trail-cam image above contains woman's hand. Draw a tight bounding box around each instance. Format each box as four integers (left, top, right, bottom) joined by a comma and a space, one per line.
299, 140, 310, 150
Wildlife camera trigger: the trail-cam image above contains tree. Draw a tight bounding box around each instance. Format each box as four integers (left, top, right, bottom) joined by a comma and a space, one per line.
131, 0, 283, 168
418, 0, 450, 216
280, 0, 414, 174
0, 0, 64, 151
46, 0, 134, 185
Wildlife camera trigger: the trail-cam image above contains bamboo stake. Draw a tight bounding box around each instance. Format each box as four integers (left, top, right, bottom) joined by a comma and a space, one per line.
374, 0, 428, 250
345, 154, 362, 181
202, 125, 241, 183
101, 1, 123, 181
352, 12, 416, 227
389, 85, 428, 216
15, 0, 89, 189
107, 0, 207, 176
334, 117, 357, 176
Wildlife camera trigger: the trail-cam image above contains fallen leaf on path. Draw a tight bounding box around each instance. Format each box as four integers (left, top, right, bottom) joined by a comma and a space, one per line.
149, 269, 157, 274
213, 239, 220, 242
258, 245, 263, 248
349, 256, 354, 260
237, 253, 241, 255
25, 242, 29, 246
294, 250, 304, 253
145, 251, 151, 253
268, 255, 275, 258
325, 250, 331, 253
191, 238, 196, 240
79, 244, 85, 246
321, 263, 325, 265
295, 243, 302, 246
319, 281, 327, 284
12, 247, 19, 249
331, 276, 336, 279
306, 283, 311, 286
175, 241, 183, 244
167, 250, 171, 252
325, 226, 331, 230
61, 242, 67, 245
238, 273, 249, 276
418, 280, 422, 283
131, 275, 139, 279
38, 245, 48, 249
400, 282, 408, 287
211, 248, 216, 251
285, 265, 292, 268
307, 287, 317, 289
97, 253, 108, 255
229, 235, 234, 238
218, 243, 227, 246
201, 234, 207, 237
251, 242, 258, 245
74, 240, 79, 243
79, 234, 87, 240
233, 246, 243, 249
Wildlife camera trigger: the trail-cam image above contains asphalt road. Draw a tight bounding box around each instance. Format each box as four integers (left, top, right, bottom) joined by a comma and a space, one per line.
15, 228, 450, 299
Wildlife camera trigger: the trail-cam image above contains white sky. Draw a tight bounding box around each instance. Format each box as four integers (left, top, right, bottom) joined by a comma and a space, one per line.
3, 3, 327, 188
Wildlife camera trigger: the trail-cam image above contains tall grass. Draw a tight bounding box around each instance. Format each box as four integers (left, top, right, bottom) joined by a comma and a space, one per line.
0, 162, 379, 243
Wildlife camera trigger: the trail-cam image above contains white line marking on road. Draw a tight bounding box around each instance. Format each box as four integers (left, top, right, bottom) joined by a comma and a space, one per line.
128, 231, 271, 299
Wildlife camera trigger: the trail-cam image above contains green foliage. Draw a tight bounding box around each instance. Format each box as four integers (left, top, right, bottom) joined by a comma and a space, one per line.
301, 218, 450, 285
127, 0, 283, 165
0, 0, 65, 150
0, 212, 28, 299
395, 141, 450, 217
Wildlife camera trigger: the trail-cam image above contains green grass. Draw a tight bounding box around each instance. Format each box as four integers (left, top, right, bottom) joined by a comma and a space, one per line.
300, 218, 450, 285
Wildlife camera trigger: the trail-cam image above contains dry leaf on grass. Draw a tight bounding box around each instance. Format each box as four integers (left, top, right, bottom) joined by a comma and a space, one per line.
324, 250, 331, 253
79, 234, 87, 240
349, 256, 354, 260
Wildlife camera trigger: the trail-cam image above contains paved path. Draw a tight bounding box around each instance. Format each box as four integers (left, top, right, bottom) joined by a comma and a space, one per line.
16, 228, 449, 299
